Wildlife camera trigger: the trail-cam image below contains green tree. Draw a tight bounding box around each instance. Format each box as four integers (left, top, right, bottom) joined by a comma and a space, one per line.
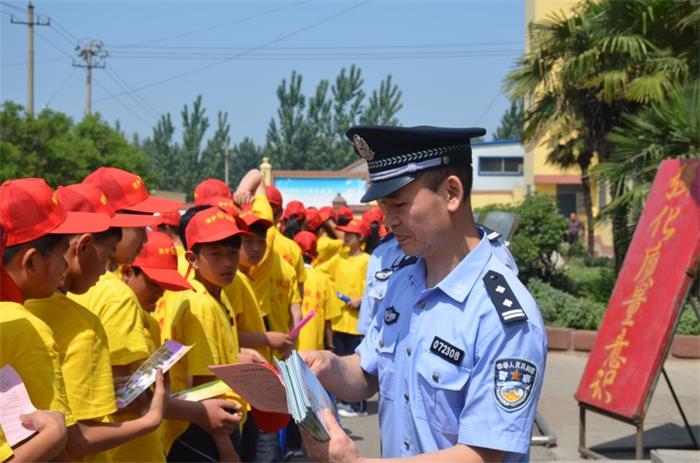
360, 75, 403, 126
142, 114, 177, 189
229, 137, 263, 187
510, 193, 568, 283
492, 99, 523, 140
595, 80, 700, 233
505, 0, 699, 269
0, 101, 152, 186
266, 67, 403, 171
200, 111, 230, 182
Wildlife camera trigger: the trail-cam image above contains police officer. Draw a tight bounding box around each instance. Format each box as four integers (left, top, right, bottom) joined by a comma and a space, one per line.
301, 125, 547, 462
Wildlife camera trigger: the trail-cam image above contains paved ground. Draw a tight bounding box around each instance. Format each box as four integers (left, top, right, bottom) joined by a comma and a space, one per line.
308, 352, 700, 461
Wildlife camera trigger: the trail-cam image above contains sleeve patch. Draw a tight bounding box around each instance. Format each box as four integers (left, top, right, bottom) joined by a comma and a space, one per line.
494, 358, 537, 411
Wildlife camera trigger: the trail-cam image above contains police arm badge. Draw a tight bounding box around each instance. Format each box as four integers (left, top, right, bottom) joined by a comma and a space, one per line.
494, 358, 537, 412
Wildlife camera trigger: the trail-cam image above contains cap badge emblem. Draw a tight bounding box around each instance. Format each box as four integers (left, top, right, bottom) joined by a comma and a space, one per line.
352, 134, 374, 161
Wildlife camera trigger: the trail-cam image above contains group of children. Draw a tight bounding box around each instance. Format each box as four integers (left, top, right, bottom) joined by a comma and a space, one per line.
0, 166, 388, 462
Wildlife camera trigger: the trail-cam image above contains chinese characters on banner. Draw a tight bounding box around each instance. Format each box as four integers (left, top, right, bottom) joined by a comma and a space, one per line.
575, 160, 700, 421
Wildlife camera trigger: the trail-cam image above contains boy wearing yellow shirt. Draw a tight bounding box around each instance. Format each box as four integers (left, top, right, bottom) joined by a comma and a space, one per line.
293, 231, 339, 351
166, 207, 248, 462
318, 218, 370, 417
0, 217, 68, 462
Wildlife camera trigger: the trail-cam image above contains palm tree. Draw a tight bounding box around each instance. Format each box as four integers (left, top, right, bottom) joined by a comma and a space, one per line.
505, 0, 699, 268
595, 80, 700, 238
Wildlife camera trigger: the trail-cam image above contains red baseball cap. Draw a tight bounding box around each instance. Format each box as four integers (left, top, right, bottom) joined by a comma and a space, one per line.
56, 183, 157, 228
83, 167, 183, 213
132, 231, 192, 291
156, 210, 181, 227
335, 206, 354, 223
336, 218, 370, 238
251, 408, 291, 433
282, 200, 306, 222
318, 206, 334, 223
185, 208, 252, 250
201, 196, 240, 216
194, 178, 232, 204
266, 185, 283, 209
239, 210, 273, 230
293, 231, 317, 257
362, 207, 384, 225
304, 208, 323, 232
0, 178, 110, 247
0, 223, 23, 303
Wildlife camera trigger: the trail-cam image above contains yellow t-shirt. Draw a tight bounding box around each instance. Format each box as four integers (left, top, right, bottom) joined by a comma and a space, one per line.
297, 266, 339, 351
109, 306, 166, 463
270, 228, 306, 284
0, 429, 11, 463
0, 303, 76, 443
247, 250, 300, 335
224, 273, 272, 362
167, 278, 240, 393
24, 293, 117, 422
164, 278, 243, 448
69, 272, 151, 366
315, 236, 345, 267
323, 253, 369, 335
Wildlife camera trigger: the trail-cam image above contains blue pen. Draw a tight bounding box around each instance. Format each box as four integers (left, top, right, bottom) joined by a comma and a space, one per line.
336, 291, 352, 303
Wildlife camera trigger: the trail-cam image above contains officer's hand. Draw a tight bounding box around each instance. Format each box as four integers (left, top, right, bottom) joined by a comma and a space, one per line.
299, 350, 336, 378
300, 408, 360, 463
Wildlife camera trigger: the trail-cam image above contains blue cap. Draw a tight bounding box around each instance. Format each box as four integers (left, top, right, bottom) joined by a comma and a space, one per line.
346, 125, 486, 202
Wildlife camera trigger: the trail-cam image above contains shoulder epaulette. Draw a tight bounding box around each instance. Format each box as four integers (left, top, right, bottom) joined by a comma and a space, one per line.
380, 232, 395, 243
375, 254, 417, 281
481, 226, 501, 241
482, 270, 527, 324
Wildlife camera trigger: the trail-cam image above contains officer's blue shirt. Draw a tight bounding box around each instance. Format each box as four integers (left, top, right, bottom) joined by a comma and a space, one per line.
357, 236, 403, 335
356, 233, 546, 461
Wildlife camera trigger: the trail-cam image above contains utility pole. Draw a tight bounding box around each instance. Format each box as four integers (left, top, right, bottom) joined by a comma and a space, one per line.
10, 2, 50, 117
73, 40, 108, 116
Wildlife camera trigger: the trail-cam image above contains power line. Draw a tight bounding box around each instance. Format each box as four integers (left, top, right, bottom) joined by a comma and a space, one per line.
0, 1, 25, 13
474, 90, 503, 125
51, 18, 79, 43
104, 65, 160, 120
35, 29, 73, 58
94, 1, 369, 104
1, 55, 65, 67
93, 77, 156, 128
48, 20, 79, 48
125, 0, 309, 47
106, 41, 524, 51
43, 67, 76, 108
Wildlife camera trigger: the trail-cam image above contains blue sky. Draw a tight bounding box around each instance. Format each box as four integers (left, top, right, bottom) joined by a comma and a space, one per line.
1, 1, 525, 151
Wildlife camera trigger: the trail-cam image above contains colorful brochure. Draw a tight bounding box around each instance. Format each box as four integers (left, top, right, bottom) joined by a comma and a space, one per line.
210, 351, 334, 441
116, 340, 192, 409
0, 365, 37, 446
170, 380, 230, 402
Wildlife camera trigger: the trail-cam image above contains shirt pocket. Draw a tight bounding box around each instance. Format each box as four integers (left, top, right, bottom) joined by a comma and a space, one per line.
376, 326, 399, 401
367, 279, 387, 301
415, 355, 470, 435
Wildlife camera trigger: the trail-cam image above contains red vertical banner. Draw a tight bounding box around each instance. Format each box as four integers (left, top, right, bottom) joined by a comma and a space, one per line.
576, 159, 700, 421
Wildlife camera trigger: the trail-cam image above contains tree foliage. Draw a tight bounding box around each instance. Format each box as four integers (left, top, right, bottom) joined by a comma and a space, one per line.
492, 99, 523, 140
505, 0, 699, 268
0, 101, 152, 186
266, 66, 403, 170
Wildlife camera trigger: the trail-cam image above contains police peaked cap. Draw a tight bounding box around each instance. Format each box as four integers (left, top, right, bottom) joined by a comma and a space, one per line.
346, 125, 486, 202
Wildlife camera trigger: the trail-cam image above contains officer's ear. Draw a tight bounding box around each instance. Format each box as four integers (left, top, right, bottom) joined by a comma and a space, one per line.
443, 175, 464, 213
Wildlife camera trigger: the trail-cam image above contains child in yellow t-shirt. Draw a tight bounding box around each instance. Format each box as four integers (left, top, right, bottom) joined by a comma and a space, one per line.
293, 231, 339, 351
0, 179, 120, 460
317, 218, 370, 417
166, 207, 248, 462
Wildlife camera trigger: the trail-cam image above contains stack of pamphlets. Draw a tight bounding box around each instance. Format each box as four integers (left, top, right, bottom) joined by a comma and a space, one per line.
209, 350, 335, 441
0, 365, 37, 446
274, 351, 335, 442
